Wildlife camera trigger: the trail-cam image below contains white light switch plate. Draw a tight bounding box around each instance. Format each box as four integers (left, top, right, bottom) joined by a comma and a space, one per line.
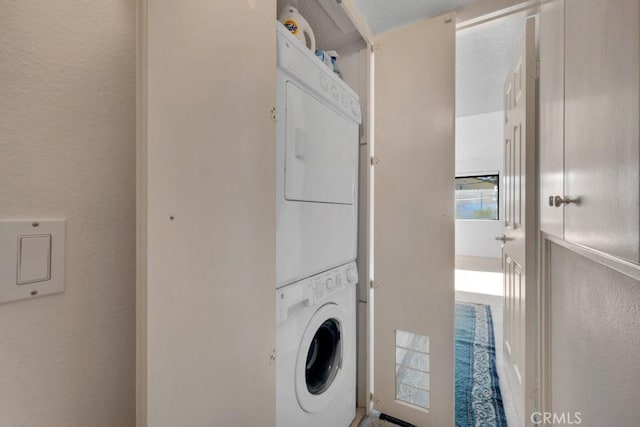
0, 219, 66, 304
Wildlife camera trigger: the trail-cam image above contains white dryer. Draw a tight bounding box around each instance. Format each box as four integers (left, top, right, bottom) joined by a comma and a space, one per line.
276, 22, 362, 287
276, 262, 358, 427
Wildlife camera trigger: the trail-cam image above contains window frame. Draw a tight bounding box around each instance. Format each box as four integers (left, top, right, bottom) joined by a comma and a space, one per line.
454, 173, 500, 221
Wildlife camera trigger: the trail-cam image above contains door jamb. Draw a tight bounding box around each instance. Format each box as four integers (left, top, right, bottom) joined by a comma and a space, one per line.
136, 0, 148, 426
455, 7, 545, 423
359, 0, 548, 420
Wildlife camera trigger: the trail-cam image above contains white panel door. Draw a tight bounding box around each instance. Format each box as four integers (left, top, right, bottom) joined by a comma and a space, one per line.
501, 18, 537, 426
373, 13, 455, 426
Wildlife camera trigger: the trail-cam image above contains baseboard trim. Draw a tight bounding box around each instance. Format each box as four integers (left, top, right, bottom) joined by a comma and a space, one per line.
455, 255, 502, 272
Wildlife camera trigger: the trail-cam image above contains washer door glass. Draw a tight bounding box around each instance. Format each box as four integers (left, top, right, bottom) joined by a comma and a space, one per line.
305, 318, 341, 395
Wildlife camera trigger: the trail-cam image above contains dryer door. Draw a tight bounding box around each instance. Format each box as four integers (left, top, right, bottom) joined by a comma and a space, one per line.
295, 303, 348, 413
285, 82, 359, 205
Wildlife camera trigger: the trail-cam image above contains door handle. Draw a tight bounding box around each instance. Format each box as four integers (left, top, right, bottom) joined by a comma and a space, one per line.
294, 128, 307, 160
553, 195, 580, 207
495, 234, 513, 243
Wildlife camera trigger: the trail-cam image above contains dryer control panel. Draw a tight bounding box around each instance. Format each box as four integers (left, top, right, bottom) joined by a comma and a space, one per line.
277, 23, 361, 124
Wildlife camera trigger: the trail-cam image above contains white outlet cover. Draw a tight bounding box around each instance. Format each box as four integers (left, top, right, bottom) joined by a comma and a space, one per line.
0, 219, 66, 304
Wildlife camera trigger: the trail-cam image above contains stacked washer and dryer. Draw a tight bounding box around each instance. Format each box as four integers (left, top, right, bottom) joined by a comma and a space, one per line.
275, 22, 361, 427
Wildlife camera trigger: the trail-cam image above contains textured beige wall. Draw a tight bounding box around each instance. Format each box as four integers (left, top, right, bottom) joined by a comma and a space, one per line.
0, 1, 136, 426
550, 244, 640, 426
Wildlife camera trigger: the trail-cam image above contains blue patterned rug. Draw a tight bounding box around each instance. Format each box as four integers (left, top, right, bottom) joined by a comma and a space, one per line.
455, 302, 507, 427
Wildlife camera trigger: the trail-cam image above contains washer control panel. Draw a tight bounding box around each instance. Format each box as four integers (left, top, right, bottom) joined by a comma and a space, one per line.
315, 262, 358, 298
277, 262, 358, 324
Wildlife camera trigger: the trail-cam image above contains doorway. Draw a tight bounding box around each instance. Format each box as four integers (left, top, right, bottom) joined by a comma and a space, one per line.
454, 11, 527, 427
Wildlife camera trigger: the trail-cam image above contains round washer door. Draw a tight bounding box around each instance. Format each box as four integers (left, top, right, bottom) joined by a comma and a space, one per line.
295, 303, 347, 413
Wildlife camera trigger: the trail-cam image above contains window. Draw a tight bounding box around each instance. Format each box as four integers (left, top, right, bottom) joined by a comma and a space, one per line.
455, 175, 499, 220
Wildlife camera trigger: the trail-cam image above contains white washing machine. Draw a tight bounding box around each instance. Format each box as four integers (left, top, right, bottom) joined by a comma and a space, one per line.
276, 262, 358, 427
276, 22, 362, 288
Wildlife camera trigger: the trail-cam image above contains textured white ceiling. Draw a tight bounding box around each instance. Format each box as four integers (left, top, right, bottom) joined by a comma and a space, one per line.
354, 0, 527, 117
356, 0, 476, 34
456, 13, 526, 117
278, 1, 525, 118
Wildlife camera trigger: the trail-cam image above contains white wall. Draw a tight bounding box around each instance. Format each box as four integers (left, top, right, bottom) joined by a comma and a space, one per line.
455, 111, 503, 259
0, 1, 136, 426
549, 243, 640, 425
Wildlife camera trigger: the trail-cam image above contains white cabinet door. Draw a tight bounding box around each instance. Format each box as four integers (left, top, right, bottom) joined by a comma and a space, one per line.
564, 0, 640, 262
373, 13, 455, 426
539, 0, 565, 239
139, 1, 276, 426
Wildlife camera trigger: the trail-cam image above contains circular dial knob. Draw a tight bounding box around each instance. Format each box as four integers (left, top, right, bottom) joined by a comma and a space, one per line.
350, 99, 359, 116
330, 85, 339, 100
314, 280, 324, 298
346, 267, 357, 283
319, 75, 329, 91
326, 277, 335, 290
